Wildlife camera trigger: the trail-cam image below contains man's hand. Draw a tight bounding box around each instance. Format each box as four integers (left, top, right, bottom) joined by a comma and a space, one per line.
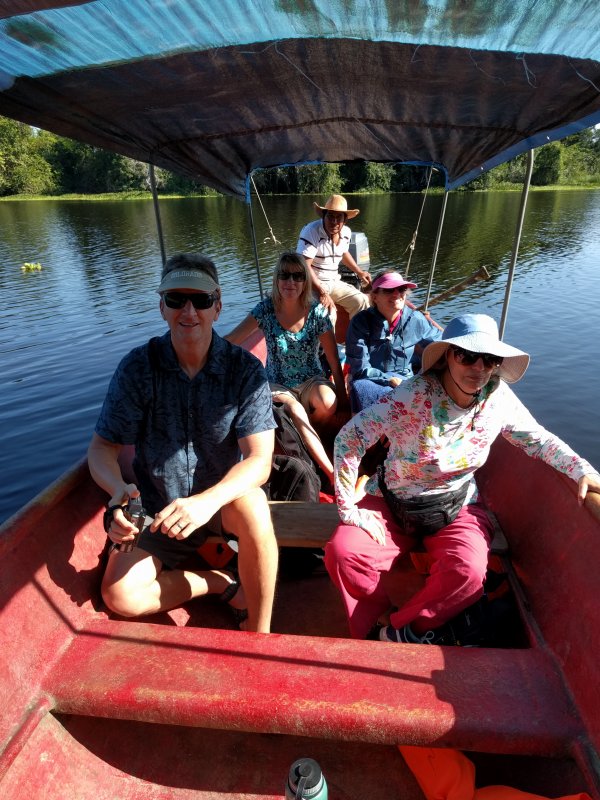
151, 493, 217, 539
357, 269, 372, 287
104, 483, 141, 546
318, 291, 336, 313
388, 376, 402, 388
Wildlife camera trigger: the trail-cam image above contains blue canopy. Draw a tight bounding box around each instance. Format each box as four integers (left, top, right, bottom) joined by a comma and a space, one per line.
1, 0, 599, 199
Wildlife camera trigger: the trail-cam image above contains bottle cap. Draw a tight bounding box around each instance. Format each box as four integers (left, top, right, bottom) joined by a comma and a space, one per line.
288, 758, 324, 799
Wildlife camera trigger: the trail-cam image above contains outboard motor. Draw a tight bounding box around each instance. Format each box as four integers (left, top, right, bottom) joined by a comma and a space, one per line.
339, 231, 370, 289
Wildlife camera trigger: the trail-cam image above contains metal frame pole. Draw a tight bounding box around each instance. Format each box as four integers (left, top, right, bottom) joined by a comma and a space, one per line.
149, 164, 167, 269
405, 165, 434, 278
247, 197, 265, 299
499, 148, 534, 339
423, 190, 449, 312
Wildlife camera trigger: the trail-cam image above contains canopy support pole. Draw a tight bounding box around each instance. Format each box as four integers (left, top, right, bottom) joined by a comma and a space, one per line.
149, 164, 167, 269
499, 149, 534, 339
405, 166, 434, 277
423, 190, 449, 313
247, 198, 265, 299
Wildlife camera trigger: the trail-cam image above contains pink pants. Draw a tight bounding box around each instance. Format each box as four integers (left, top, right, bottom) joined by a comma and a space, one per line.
324, 494, 493, 639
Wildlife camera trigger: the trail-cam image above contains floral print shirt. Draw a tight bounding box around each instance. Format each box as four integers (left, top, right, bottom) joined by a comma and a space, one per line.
334, 372, 597, 533
252, 296, 332, 386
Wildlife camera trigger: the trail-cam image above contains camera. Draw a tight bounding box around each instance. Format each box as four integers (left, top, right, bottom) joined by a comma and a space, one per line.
119, 497, 147, 552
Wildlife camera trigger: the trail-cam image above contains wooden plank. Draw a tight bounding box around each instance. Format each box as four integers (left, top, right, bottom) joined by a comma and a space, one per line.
43, 620, 581, 757
208, 501, 509, 553
268, 501, 340, 547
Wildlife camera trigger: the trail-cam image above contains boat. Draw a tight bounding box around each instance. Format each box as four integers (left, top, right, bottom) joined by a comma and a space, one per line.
1, 2, 600, 798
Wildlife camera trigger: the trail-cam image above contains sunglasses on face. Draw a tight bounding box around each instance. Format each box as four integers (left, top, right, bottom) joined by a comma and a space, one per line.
380, 286, 408, 295
163, 291, 216, 310
451, 346, 503, 369
277, 271, 306, 283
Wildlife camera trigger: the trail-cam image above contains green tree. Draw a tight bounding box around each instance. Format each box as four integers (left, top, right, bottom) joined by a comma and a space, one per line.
0, 117, 55, 195
295, 163, 341, 195
43, 137, 148, 193
252, 165, 299, 195
531, 143, 561, 186
155, 167, 217, 195
560, 129, 600, 185
341, 161, 394, 192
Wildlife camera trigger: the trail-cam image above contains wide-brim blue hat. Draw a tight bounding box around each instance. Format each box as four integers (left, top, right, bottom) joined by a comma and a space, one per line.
421, 313, 530, 383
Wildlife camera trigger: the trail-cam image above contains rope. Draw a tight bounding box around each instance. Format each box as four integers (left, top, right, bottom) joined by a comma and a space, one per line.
250, 174, 281, 245
404, 165, 434, 277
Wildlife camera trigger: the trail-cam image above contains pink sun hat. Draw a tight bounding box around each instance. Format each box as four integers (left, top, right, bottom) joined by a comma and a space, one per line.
372, 271, 418, 291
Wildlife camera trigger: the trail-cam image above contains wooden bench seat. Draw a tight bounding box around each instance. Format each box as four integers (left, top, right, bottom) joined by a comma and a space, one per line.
42, 619, 580, 757
207, 501, 509, 554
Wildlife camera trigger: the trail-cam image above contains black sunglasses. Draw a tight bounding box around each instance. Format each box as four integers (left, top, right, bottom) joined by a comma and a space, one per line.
277, 271, 306, 283
163, 291, 216, 310
380, 286, 408, 295
451, 346, 503, 369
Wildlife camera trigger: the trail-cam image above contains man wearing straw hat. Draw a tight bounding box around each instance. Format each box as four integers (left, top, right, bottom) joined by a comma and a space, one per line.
296, 194, 371, 324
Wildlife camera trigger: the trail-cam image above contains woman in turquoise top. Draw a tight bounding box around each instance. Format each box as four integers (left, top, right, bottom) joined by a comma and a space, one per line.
226, 251, 347, 485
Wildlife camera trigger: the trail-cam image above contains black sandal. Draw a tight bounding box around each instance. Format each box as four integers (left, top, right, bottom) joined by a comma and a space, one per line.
218, 572, 248, 627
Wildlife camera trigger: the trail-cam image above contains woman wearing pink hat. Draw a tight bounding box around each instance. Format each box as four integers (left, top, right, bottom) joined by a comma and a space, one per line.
345, 270, 441, 411
325, 313, 600, 644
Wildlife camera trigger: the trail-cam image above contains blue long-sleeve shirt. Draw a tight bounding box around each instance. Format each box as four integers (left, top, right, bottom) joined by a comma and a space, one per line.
345, 305, 441, 385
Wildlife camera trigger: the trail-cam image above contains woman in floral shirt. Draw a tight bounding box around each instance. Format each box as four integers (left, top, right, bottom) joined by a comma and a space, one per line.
226, 251, 347, 485
325, 314, 600, 643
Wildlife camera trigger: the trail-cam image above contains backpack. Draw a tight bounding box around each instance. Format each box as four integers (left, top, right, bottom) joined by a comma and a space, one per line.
430, 572, 522, 648
270, 402, 326, 495
266, 403, 328, 578
272, 401, 313, 460
263, 453, 321, 503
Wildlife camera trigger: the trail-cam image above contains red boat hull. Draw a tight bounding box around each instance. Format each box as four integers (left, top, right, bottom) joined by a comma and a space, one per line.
0, 434, 599, 798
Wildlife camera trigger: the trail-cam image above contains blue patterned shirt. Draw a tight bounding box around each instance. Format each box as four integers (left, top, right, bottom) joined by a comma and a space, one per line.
251, 296, 332, 387
95, 332, 275, 515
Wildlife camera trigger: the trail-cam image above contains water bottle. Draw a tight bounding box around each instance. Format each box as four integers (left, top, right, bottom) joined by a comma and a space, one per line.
285, 758, 328, 800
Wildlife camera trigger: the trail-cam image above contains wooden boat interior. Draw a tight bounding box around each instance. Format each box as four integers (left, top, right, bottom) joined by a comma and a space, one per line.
1, 422, 599, 797
1, 3, 600, 797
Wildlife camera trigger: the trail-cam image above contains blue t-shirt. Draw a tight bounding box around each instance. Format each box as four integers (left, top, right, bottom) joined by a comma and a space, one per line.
95, 331, 275, 515
251, 296, 332, 386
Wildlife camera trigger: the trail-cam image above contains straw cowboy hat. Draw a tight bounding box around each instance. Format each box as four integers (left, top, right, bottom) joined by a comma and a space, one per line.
420, 313, 530, 383
313, 194, 360, 220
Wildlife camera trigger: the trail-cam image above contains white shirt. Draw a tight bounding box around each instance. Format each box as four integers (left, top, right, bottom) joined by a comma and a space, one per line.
296, 219, 351, 282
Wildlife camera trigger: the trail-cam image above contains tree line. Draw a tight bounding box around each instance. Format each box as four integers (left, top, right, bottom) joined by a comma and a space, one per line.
1, 115, 599, 198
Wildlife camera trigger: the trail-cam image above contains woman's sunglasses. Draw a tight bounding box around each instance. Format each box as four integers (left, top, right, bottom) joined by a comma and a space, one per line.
278, 271, 306, 283
451, 346, 503, 369
163, 291, 216, 310
380, 286, 408, 295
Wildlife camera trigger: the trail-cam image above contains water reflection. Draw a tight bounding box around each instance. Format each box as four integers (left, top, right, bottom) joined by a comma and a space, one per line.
1, 190, 599, 522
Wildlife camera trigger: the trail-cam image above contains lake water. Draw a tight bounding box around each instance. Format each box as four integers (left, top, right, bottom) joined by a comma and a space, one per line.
1, 190, 599, 523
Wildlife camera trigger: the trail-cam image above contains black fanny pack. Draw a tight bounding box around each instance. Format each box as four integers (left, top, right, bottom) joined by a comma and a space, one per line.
377, 464, 469, 538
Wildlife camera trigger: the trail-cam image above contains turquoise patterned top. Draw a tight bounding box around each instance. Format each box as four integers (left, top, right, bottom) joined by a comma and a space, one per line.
334, 372, 597, 536
252, 296, 332, 386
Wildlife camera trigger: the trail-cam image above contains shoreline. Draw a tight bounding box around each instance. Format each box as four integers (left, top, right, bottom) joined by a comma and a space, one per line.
2, 184, 600, 202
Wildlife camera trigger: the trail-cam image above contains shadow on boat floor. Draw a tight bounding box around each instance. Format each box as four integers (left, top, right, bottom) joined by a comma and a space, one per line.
112, 554, 529, 649
41, 715, 590, 800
